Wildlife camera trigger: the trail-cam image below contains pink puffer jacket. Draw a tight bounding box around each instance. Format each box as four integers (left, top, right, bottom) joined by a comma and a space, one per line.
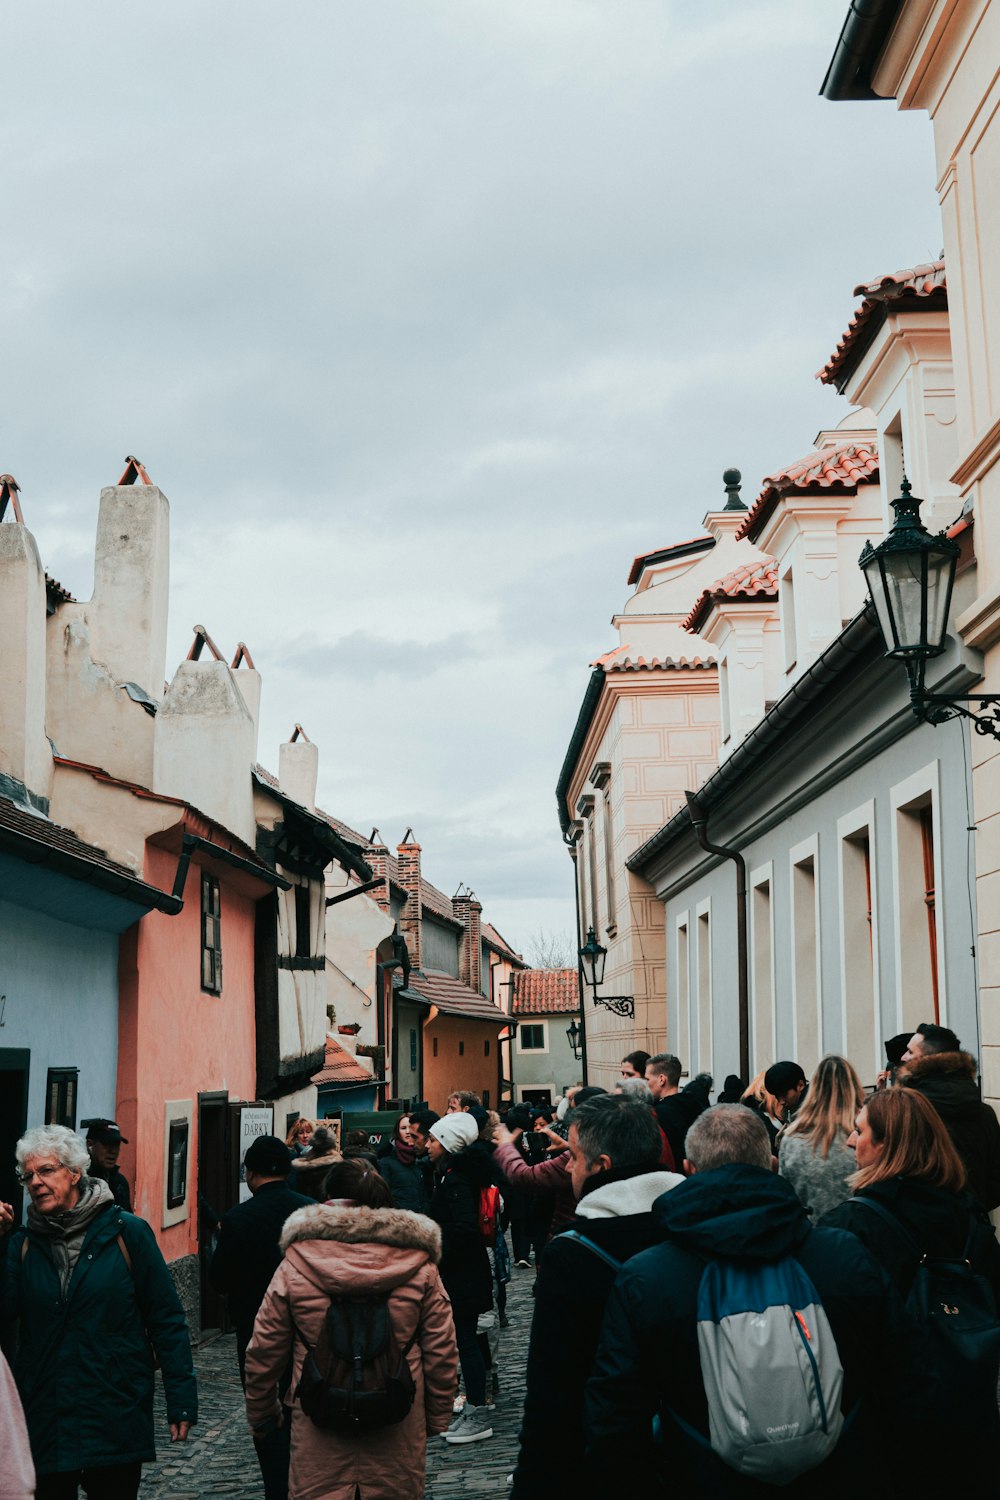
245, 1203, 457, 1500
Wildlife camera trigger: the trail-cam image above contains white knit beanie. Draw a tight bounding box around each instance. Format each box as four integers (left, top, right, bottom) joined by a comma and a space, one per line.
429, 1113, 479, 1154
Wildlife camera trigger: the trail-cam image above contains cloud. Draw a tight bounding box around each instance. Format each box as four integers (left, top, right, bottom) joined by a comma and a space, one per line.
3, 0, 945, 953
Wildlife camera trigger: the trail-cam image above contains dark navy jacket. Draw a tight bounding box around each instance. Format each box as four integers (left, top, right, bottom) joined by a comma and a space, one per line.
210, 1177, 312, 1366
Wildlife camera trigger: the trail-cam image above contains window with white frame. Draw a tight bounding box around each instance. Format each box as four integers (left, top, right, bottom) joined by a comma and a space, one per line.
892, 767, 943, 1032
675, 915, 690, 1066
750, 867, 774, 1073
791, 840, 820, 1071
839, 805, 879, 1085
517, 1022, 547, 1053
696, 904, 712, 1073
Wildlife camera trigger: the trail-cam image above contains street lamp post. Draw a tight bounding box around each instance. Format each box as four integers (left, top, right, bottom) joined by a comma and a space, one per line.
860, 478, 1000, 736
566, 1018, 582, 1060
578, 926, 635, 1020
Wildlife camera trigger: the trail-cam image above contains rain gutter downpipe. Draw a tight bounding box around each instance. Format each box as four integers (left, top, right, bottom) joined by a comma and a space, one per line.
685, 791, 748, 1084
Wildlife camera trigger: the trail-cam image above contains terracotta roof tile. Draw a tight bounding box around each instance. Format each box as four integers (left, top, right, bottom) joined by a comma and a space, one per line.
312, 1034, 376, 1086
511, 969, 579, 1015
736, 441, 879, 543
603, 652, 717, 672
626, 534, 715, 587
684, 557, 779, 634
401, 969, 507, 1024
819, 260, 946, 390
45, 572, 76, 606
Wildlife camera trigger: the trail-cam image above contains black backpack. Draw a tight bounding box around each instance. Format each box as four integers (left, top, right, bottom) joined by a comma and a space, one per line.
294, 1293, 417, 1434
856, 1197, 1000, 1430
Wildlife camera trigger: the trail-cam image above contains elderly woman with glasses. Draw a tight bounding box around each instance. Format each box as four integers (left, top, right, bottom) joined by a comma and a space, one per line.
0, 1125, 197, 1500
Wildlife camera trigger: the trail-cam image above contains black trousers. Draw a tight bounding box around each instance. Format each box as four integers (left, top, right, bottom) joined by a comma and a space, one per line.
36, 1465, 143, 1500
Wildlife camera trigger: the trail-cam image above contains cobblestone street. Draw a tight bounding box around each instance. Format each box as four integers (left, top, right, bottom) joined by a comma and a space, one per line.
141, 1257, 533, 1499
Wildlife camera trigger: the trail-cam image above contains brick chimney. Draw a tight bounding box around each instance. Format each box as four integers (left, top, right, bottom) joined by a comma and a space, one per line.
396, 831, 422, 971
452, 890, 483, 993
0, 494, 52, 801
366, 832, 392, 913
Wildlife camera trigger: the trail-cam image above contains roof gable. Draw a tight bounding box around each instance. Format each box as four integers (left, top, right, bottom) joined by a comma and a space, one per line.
736, 441, 879, 544
819, 261, 946, 392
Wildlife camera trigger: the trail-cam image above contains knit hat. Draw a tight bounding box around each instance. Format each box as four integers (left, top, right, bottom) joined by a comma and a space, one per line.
244, 1136, 292, 1176
429, 1113, 479, 1154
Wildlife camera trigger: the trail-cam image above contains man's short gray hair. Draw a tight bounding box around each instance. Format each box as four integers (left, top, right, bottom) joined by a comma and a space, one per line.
617, 1077, 654, 1104
16, 1125, 91, 1176
684, 1104, 772, 1172
569, 1093, 662, 1176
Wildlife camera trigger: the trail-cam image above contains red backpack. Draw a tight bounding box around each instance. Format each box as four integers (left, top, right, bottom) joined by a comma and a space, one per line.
478, 1184, 500, 1244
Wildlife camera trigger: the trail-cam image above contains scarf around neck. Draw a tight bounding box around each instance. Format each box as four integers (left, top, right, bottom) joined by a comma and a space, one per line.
393, 1140, 417, 1166
28, 1176, 114, 1295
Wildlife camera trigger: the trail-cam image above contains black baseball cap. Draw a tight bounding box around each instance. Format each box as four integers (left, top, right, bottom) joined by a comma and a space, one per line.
81, 1118, 129, 1146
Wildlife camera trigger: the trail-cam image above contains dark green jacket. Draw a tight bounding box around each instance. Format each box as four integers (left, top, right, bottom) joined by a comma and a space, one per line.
1, 1202, 197, 1475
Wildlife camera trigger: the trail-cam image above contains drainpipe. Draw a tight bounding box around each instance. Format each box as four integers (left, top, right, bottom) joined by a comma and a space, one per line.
685, 792, 748, 1083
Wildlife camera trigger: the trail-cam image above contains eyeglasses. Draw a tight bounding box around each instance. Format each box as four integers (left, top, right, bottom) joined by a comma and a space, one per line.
16, 1164, 67, 1186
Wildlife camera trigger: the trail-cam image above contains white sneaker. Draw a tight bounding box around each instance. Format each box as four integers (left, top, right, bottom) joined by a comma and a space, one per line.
443, 1404, 494, 1445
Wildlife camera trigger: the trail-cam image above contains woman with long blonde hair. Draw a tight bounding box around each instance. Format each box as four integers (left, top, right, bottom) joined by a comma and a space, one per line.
777, 1054, 862, 1218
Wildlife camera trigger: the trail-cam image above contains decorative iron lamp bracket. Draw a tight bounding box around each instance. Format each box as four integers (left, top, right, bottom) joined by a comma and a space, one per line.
592, 994, 635, 1019
903, 655, 1000, 737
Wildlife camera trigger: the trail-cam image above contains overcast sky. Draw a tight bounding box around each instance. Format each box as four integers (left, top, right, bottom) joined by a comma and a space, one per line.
3, 2, 943, 956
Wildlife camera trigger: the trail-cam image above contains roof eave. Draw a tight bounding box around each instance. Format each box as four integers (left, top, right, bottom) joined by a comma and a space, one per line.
820, 0, 905, 101
555, 666, 606, 837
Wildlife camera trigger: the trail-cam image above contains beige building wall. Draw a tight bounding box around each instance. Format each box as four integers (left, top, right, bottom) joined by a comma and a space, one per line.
872, 0, 1000, 1105
568, 670, 719, 1087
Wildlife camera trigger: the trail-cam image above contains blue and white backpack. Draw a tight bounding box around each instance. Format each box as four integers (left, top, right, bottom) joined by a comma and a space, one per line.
684, 1257, 845, 1484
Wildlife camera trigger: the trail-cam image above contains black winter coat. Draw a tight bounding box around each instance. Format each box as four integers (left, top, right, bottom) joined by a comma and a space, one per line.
899, 1051, 1000, 1210
427, 1143, 494, 1316
653, 1072, 712, 1167
821, 1176, 1000, 1304
210, 1178, 312, 1366
2, 1201, 197, 1476
585, 1166, 898, 1498
377, 1147, 430, 1214
511, 1170, 675, 1500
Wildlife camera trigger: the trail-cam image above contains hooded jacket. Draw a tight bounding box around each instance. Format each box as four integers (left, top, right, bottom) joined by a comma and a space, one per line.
244, 1203, 457, 1500
427, 1140, 495, 1315
511, 1168, 682, 1500
898, 1051, 1000, 1210
2, 1192, 197, 1476
585, 1166, 897, 1497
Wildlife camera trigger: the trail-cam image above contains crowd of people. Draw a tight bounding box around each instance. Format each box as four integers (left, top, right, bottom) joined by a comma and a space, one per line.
3, 1020, 1000, 1498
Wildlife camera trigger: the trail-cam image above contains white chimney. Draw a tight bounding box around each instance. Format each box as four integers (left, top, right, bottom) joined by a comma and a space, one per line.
279, 726, 318, 812
153, 658, 256, 844
89, 480, 169, 699
230, 645, 261, 762
0, 499, 52, 801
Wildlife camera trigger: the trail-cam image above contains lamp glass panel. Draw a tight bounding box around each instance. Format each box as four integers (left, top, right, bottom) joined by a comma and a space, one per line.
924, 551, 956, 652
874, 549, 928, 654
863, 554, 900, 652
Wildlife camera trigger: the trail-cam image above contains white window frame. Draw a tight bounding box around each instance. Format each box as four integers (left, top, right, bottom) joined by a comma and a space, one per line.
749, 861, 776, 1075
674, 910, 691, 1066
890, 761, 946, 1029
837, 800, 881, 1084
789, 834, 822, 1069
695, 897, 713, 1075
516, 1020, 549, 1055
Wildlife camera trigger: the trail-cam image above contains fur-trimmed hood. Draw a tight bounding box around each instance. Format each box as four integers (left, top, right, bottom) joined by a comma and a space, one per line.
281, 1202, 441, 1261
899, 1050, 978, 1087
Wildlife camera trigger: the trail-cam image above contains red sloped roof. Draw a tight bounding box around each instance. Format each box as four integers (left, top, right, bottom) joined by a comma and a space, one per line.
481, 921, 524, 963
511, 969, 579, 1016
312, 1035, 376, 1087
736, 441, 879, 543
819, 260, 946, 390
603, 652, 717, 672
402, 969, 507, 1024
683, 557, 779, 634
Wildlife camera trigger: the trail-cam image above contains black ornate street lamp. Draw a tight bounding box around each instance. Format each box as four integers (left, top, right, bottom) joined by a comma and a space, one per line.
577, 926, 634, 1019
860, 478, 1000, 736
566, 1018, 582, 1060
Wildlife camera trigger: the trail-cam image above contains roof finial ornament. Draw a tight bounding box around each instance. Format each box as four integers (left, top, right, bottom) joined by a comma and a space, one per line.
722, 468, 746, 512
0, 474, 23, 524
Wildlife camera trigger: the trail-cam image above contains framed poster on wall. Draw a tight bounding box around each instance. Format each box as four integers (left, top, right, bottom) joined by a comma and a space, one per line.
238, 1104, 274, 1202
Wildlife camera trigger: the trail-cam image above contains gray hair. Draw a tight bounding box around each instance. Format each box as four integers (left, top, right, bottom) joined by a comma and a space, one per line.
684, 1104, 773, 1172
16, 1125, 91, 1176
569, 1092, 661, 1176
617, 1077, 654, 1104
